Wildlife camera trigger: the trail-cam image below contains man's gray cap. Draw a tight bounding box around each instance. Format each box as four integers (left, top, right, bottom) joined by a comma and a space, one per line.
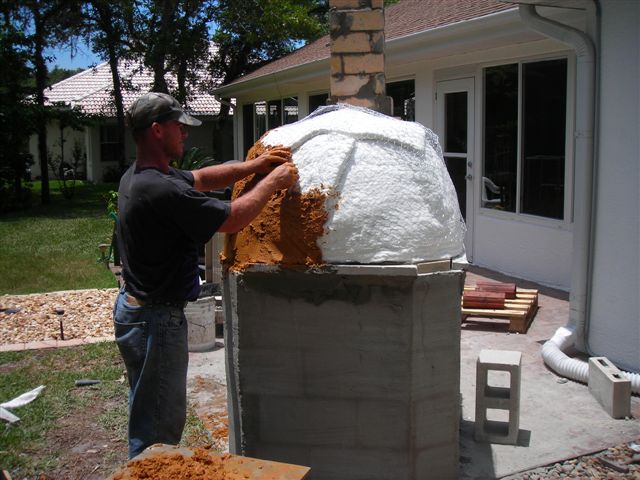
126, 92, 202, 130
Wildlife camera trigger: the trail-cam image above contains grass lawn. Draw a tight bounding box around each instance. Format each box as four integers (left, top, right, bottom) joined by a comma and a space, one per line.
0, 342, 210, 478
0, 180, 119, 294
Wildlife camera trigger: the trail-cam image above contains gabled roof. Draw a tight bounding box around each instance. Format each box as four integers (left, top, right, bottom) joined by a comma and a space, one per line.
222, 0, 515, 89
44, 59, 221, 117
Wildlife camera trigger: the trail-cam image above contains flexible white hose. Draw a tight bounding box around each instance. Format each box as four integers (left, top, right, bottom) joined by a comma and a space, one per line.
542, 325, 640, 395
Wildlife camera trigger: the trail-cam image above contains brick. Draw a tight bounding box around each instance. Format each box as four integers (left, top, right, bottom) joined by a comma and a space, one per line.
332, 97, 377, 109
350, 9, 384, 31
588, 356, 631, 419
330, 73, 370, 97
330, 0, 364, 8
331, 32, 372, 53
342, 53, 384, 74
371, 0, 383, 8
330, 54, 343, 75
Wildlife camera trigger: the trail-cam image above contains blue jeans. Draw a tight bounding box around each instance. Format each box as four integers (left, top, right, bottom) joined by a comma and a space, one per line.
113, 288, 189, 458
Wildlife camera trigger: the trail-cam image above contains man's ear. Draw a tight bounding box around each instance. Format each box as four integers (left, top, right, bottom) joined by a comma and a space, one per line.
150, 122, 163, 138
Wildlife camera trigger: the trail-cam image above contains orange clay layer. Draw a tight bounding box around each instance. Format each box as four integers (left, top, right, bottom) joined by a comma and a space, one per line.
223, 141, 333, 271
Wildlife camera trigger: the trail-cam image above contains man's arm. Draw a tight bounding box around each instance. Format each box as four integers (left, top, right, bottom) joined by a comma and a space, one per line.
217, 161, 298, 233
192, 147, 292, 192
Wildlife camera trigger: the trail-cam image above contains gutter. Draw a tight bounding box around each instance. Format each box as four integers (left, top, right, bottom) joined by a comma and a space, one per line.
519, 2, 640, 393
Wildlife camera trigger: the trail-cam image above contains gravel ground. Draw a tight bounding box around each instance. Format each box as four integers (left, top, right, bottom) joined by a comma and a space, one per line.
1, 289, 638, 478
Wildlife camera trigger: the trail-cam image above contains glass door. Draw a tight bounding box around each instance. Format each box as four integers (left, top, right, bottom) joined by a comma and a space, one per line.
436, 78, 475, 260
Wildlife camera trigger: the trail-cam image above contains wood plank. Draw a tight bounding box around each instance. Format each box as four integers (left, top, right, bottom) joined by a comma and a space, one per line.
110, 444, 311, 479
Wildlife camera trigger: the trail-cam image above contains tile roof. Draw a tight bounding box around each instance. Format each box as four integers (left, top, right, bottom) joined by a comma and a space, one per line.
44, 58, 221, 117
224, 0, 515, 87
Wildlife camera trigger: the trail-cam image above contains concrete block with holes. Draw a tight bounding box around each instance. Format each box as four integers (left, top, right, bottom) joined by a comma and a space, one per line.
475, 349, 522, 445
588, 356, 631, 419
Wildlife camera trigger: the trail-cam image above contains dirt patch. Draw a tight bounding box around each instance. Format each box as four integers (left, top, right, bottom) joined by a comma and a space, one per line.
39, 390, 128, 480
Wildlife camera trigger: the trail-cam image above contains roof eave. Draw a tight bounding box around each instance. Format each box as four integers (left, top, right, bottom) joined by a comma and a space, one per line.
213, 6, 585, 99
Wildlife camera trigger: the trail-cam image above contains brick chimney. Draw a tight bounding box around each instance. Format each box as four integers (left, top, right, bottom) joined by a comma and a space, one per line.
329, 0, 392, 115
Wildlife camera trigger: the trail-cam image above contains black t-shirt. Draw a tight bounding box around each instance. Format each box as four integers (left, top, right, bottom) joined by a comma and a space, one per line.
117, 165, 230, 302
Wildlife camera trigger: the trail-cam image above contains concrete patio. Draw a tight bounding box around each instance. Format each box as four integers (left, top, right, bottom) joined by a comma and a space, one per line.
187, 265, 640, 479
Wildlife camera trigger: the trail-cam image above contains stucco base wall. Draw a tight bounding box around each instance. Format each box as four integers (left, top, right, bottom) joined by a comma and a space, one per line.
224, 266, 463, 480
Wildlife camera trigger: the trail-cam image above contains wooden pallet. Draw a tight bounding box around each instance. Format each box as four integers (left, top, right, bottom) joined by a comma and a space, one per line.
461, 286, 539, 333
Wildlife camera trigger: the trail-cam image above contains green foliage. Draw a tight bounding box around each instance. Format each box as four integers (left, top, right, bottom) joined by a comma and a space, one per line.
210, 0, 328, 86
0, 181, 118, 294
171, 147, 220, 171
47, 66, 84, 86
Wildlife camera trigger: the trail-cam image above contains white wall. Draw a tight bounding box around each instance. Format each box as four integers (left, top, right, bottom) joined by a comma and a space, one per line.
28, 121, 86, 180
587, 1, 640, 372
473, 213, 572, 289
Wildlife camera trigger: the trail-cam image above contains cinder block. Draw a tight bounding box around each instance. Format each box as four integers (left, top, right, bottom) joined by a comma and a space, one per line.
357, 399, 409, 448
259, 396, 357, 446
475, 349, 521, 445
588, 357, 631, 419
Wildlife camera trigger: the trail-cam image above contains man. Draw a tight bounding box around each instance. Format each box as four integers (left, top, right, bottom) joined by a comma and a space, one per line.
113, 92, 298, 458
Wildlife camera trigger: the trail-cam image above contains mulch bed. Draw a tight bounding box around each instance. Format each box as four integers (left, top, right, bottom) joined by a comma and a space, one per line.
0, 288, 117, 345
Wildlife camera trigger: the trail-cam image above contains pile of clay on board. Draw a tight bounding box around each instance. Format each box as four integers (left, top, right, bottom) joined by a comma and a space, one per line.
223, 104, 466, 271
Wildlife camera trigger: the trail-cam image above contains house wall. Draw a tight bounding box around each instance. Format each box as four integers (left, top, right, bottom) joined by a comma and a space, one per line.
31, 118, 228, 183
587, 1, 639, 372
28, 121, 87, 181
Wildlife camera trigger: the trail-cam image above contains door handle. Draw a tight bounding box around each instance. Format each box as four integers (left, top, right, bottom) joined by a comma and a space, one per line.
465, 174, 473, 181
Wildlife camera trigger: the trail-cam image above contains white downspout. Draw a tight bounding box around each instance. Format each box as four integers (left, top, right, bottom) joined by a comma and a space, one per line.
518, 3, 640, 394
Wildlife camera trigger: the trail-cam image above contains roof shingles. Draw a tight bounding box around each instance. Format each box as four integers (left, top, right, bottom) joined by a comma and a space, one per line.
45, 60, 220, 117
225, 0, 514, 87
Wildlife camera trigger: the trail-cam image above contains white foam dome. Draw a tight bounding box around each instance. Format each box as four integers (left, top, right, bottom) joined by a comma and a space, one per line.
261, 104, 466, 264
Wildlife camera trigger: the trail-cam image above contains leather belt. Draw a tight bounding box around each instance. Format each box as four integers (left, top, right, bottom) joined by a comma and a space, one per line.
125, 293, 187, 309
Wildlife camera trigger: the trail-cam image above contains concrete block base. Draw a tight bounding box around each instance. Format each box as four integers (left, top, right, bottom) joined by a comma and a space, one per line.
588, 357, 631, 419
475, 349, 522, 445
224, 265, 464, 480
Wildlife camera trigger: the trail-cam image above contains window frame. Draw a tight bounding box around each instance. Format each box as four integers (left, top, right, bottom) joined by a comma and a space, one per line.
242, 96, 299, 156
99, 124, 122, 163
479, 55, 574, 227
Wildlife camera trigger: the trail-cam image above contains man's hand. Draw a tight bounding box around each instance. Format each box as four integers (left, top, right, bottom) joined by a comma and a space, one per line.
266, 160, 299, 191
252, 147, 292, 175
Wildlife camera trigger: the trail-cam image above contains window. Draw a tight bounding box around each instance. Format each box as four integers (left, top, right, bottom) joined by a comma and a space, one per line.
387, 79, 415, 121
309, 93, 328, 114
100, 125, 122, 163
483, 59, 567, 220
242, 97, 299, 156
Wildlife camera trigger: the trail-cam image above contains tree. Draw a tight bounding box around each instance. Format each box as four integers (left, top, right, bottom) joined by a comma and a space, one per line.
83, 0, 132, 173
0, 13, 37, 210
7, 0, 84, 205
47, 66, 84, 86
210, 0, 328, 121
127, 0, 212, 98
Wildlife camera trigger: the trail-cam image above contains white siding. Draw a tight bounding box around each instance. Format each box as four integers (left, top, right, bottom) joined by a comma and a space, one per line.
587, 1, 640, 372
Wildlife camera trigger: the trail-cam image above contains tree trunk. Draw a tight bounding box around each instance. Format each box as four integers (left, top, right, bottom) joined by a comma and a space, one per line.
33, 7, 49, 204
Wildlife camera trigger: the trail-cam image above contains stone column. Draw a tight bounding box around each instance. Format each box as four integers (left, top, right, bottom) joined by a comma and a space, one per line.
329, 0, 393, 115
